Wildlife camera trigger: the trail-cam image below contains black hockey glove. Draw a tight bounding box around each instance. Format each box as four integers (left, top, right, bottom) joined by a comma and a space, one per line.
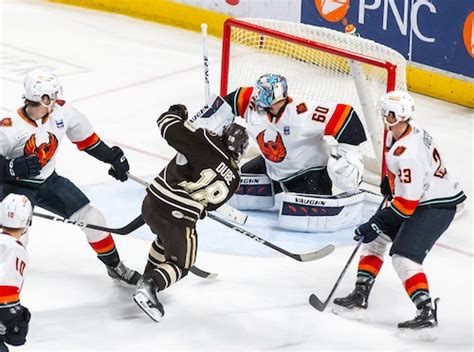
168, 104, 188, 121
108, 146, 129, 182
7, 155, 41, 179
380, 175, 392, 198
354, 217, 385, 243
2, 306, 30, 347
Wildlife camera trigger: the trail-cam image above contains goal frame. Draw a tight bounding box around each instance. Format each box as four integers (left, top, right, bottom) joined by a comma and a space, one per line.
220, 18, 400, 179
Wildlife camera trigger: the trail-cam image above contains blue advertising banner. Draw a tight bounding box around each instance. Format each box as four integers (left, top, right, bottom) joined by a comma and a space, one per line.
301, 0, 474, 79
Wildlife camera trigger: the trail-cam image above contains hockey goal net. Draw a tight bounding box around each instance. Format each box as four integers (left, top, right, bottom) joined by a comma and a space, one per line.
220, 18, 407, 184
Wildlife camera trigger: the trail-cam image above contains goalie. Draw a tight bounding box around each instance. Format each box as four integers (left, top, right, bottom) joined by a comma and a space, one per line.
192, 74, 375, 232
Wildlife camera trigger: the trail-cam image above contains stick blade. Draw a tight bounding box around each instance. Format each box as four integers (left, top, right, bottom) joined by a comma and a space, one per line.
298, 244, 335, 262
309, 294, 327, 312
190, 266, 218, 279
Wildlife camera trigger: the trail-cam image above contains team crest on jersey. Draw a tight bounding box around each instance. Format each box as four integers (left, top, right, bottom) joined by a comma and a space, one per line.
393, 146, 407, 156
256, 130, 287, 163
296, 103, 307, 114
24, 132, 59, 167
0, 118, 12, 127
284, 126, 290, 135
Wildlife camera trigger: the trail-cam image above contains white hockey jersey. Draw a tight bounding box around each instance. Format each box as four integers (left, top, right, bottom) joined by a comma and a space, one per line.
0, 100, 100, 182
385, 125, 466, 217
0, 233, 28, 308
226, 87, 367, 181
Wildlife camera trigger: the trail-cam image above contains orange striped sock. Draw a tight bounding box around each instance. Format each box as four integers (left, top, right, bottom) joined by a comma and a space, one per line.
404, 272, 430, 308
89, 234, 120, 267
357, 255, 384, 282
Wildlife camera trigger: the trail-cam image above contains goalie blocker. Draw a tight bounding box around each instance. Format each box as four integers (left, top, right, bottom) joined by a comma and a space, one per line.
279, 190, 382, 232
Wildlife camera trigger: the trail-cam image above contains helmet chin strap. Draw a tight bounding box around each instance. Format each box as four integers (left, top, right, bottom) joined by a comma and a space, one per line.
40, 98, 56, 113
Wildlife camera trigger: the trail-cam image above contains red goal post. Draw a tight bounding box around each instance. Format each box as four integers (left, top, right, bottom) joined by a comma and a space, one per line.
220, 18, 407, 184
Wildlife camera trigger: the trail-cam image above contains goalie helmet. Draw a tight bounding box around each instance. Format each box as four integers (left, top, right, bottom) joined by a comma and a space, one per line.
222, 123, 249, 162
377, 90, 415, 127
1, 194, 33, 229
253, 74, 288, 111
23, 69, 62, 103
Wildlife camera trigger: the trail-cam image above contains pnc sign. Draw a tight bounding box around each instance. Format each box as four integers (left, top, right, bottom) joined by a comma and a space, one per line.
314, 0, 350, 23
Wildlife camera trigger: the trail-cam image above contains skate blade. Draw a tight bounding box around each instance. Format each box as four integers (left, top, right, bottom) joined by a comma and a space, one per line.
331, 305, 366, 320
133, 291, 163, 323
397, 326, 438, 342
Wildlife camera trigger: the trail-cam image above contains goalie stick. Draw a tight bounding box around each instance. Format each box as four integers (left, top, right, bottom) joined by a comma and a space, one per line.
208, 212, 335, 262
33, 212, 215, 280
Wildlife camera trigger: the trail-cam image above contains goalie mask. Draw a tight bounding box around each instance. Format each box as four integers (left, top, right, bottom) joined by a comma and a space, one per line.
377, 90, 414, 127
222, 123, 249, 162
1, 194, 33, 230
253, 74, 288, 112
23, 69, 62, 110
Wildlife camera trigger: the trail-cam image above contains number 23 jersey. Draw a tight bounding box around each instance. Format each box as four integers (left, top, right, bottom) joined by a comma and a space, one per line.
385, 125, 466, 218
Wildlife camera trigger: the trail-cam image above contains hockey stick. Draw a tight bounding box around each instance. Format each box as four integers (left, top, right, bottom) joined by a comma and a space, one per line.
33, 212, 215, 279
33, 212, 145, 235
308, 196, 389, 311
127, 172, 247, 225
308, 236, 364, 311
127, 175, 333, 261
201, 23, 211, 105
208, 212, 335, 262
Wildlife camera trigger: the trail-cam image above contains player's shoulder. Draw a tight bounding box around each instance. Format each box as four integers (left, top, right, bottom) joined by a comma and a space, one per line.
52, 99, 72, 113
0, 108, 25, 132
0, 234, 24, 254
388, 127, 424, 161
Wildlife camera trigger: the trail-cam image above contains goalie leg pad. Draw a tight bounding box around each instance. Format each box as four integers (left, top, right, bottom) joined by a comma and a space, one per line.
227, 173, 275, 210
278, 190, 382, 232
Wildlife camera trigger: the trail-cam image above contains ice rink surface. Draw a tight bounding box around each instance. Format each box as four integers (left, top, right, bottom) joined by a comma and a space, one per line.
1, 1, 473, 351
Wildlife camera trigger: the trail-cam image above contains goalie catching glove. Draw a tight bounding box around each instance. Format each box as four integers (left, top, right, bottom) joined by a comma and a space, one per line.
327, 144, 364, 191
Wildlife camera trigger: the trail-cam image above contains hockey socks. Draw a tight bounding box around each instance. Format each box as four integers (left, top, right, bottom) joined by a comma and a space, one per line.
89, 234, 120, 267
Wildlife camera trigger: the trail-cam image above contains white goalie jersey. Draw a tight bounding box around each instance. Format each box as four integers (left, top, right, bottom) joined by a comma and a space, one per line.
224, 87, 367, 181
0, 233, 28, 308
0, 100, 101, 182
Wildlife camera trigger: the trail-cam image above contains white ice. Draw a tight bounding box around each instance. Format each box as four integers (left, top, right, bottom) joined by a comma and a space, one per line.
0, 1, 473, 351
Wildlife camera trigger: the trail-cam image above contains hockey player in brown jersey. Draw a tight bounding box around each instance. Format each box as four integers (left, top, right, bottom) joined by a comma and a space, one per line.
133, 104, 249, 322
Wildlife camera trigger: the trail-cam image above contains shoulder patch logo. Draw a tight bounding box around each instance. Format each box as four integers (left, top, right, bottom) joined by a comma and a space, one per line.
393, 146, 406, 156
296, 103, 308, 114
0, 118, 12, 127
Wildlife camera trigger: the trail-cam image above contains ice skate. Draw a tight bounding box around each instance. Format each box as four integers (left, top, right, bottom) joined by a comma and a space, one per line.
107, 261, 141, 285
133, 276, 165, 322
332, 280, 373, 317
397, 298, 439, 341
